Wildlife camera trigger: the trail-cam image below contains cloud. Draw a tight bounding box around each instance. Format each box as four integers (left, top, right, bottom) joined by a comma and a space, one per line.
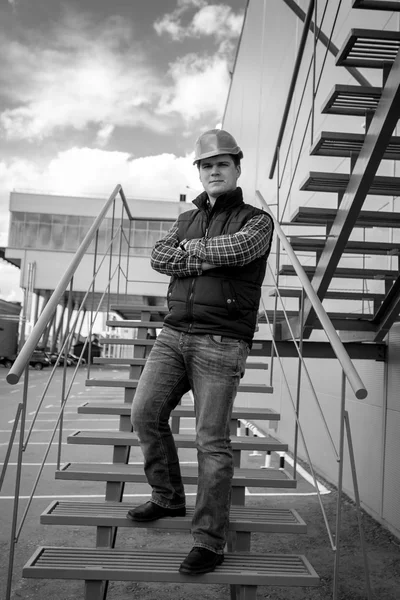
0, 12, 168, 141
154, 2, 244, 45
157, 54, 230, 122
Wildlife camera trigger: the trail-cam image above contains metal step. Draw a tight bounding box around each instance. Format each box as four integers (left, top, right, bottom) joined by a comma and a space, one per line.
23, 547, 319, 587
94, 356, 269, 370
67, 431, 288, 452
311, 131, 400, 159
269, 288, 385, 302
352, 0, 400, 10
99, 338, 155, 346
279, 264, 398, 280
41, 500, 307, 533
289, 206, 400, 228
77, 402, 281, 420
321, 84, 382, 116
111, 304, 168, 320
85, 379, 274, 393
300, 171, 400, 196
106, 320, 164, 328
56, 463, 297, 488
336, 28, 400, 68
289, 236, 400, 255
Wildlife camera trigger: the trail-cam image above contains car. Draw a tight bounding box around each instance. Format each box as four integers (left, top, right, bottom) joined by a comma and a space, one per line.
0, 356, 15, 369
29, 350, 51, 370
47, 352, 73, 367
67, 352, 86, 366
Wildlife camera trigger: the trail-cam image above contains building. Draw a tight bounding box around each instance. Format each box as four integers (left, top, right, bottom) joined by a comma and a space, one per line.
223, 0, 400, 540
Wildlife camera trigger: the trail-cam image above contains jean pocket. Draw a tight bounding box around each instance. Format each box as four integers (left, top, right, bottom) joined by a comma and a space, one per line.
209, 334, 240, 346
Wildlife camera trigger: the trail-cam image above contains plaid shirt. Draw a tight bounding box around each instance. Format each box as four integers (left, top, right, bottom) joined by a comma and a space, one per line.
151, 212, 273, 278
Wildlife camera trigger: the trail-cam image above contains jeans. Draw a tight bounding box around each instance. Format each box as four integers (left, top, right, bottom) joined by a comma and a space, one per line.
131, 325, 250, 554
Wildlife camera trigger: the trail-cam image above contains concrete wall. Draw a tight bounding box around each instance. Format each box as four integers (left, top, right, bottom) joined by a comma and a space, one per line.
225, 0, 400, 538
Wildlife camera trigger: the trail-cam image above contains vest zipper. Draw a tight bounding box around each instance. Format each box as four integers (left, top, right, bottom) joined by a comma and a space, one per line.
187, 278, 196, 332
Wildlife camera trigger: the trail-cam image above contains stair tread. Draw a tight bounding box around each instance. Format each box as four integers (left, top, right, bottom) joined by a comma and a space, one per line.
300, 171, 400, 196
336, 28, 400, 68
77, 402, 280, 420
280, 264, 397, 279
321, 84, 382, 116
56, 463, 297, 488
23, 547, 319, 585
106, 320, 164, 328
68, 431, 288, 451
352, 0, 400, 10
85, 379, 274, 393
311, 131, 400, 159
41, 500, 306, 533
269, 288, 385, 301
289, 235, 400, 255
93, 357, 268, 369
290, 206, 400, 227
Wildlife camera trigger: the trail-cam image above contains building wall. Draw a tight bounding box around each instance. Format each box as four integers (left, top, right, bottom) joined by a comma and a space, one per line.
5, 191, 191, 297
224, 0, 400, 537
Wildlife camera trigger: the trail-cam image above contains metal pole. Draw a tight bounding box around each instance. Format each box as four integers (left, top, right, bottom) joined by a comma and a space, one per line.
333, 370, 346, 600
344, 411, 373, 600
5, 366, 29, 600
293, 288, 305, 479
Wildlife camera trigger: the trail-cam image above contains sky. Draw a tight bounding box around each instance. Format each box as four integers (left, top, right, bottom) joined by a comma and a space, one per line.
0, 0, 245, 302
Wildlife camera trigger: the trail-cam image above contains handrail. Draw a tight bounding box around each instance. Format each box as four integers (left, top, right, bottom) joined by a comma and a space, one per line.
256, 189, 367, 400
7, 184, 126, 385
268, 0, 315, 180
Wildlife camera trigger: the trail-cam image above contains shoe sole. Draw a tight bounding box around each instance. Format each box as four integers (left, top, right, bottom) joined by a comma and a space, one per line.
126, 511, 186, 522
179, 556, 224, 575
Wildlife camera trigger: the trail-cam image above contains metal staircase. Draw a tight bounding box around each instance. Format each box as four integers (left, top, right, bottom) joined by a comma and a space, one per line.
274, 18, 400, 346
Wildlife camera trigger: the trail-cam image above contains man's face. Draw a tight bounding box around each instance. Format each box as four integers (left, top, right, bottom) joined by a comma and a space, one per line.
198, 154, 241, 201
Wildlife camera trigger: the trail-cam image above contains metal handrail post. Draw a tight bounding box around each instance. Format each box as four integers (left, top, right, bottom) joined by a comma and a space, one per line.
344, 410, 373, 600
106, 199, 116, 317
333, 370, 347, 600
0, 403, 22, 491
310, 0, 317, 144
87, 230, 99, 378
269, 0, 315, 179
5, 366, 29, 600
293, 288, 305, 479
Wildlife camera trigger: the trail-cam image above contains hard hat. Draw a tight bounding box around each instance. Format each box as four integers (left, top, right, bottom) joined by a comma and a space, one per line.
193, 129, 243, 165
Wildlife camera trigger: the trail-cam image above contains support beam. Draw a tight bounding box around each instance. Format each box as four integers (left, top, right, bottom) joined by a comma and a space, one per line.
372, 276, 400, 342
281, 47, 400, 340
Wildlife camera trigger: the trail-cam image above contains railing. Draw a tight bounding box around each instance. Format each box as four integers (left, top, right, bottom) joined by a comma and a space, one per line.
1, 184, 135, 600
256, 190, 372, 600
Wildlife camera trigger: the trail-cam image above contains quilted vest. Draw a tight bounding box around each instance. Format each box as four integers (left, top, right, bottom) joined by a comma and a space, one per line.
163, 187, 273, 344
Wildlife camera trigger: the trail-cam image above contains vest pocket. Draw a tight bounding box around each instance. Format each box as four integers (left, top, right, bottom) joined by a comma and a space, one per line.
222, 279, 241, 319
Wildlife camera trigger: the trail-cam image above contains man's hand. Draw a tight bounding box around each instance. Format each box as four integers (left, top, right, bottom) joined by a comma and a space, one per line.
201, 262, 216, 271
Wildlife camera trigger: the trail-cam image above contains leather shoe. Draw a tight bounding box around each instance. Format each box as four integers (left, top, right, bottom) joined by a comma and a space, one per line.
179, 547, 224, 575
126, 501, 186, 522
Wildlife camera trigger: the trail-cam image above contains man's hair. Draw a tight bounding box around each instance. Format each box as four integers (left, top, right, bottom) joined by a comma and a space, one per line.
197, 154, 241, 170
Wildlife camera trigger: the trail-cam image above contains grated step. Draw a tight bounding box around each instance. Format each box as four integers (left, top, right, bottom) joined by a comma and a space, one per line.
311, 131, 400, 160
77, 402, 280, 420
85, 379, 274, 393
300, 171, 400, 196
321, 84, 382, 116
353, 0, 400, 12
336, 28, 400, 68
23, 547, 319, 586
279, 264, 398, 280
269, 288, 385, 302
55, 463, 297, 488
67, 431, 288, 452
106, 320, 164, 328
41, 501, 307, 533
288, 235, 400, 256
289, 206, 400, 228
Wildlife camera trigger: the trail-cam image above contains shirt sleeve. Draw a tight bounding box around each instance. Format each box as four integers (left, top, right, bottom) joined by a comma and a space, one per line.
183, 212, 273, 267
150, 221, 203, 277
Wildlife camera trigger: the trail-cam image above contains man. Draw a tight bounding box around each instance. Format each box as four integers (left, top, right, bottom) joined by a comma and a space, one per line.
128, 129, 273, 575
